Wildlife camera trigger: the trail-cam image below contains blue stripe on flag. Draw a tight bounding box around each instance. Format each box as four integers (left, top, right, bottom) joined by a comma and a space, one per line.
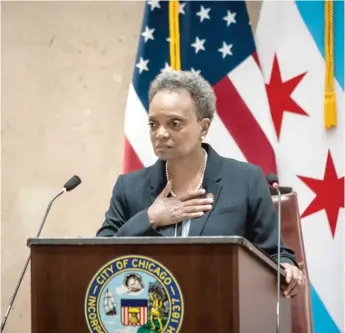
310, 284, 341, 333
296, 0, 344, 90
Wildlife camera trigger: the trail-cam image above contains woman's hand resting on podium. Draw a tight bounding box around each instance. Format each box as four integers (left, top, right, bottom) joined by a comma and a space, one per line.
281, 263, 305, 297
147, 182, 213, 229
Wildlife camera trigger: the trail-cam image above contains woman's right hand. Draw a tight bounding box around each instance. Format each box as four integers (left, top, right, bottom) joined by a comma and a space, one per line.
147, 182, 213, 229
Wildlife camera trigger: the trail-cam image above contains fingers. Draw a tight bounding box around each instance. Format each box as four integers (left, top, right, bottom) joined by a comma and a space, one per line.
183, 204, 213, 214
181, 211, 205, 219
283, 277, 297, 297
178, 201, 212, 221
282, 265, 301, 298
180, 197, 213, 218
183, 197, 214, 207
284, 265, 293, 284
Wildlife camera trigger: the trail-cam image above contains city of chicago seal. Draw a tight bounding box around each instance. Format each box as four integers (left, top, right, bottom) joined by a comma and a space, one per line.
84, 255, 184, 333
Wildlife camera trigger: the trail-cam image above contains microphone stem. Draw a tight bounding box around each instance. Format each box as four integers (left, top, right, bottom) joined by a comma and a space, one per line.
35, 190, 65, 238
276, 186, 282, 333
1, 189, 65, 332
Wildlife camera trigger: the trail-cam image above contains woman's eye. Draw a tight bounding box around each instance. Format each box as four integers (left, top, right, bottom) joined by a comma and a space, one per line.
172, 121, 181, 127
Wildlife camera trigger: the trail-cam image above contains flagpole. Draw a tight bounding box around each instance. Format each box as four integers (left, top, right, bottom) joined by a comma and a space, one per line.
169, 0, 181, 70
324, 0, 336, 129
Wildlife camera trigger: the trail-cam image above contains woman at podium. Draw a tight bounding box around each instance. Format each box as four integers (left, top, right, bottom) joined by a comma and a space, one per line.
96, 70, 304, 297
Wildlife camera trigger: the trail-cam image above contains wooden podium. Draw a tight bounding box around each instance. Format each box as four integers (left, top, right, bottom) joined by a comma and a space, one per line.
27, 236, 291, 333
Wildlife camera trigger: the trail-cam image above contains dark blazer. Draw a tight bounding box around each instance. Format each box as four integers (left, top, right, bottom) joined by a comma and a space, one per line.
97, 143, 297, 266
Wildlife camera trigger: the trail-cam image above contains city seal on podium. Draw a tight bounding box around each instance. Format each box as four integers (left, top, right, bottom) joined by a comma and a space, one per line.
84, 255, 184, 333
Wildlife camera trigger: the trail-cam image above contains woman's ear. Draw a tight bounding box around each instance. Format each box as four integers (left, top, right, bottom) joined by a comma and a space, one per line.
200, 118, 211, 140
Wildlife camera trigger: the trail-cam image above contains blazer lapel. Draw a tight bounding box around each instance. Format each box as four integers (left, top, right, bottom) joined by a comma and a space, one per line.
188, 180, 222, 236
189, 144, 223, 236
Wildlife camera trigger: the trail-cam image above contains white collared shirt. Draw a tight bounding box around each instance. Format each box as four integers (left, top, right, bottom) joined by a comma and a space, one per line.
181, 219, 191, 237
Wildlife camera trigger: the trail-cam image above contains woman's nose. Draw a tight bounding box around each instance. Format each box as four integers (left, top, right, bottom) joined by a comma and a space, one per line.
156, 126, 169, 138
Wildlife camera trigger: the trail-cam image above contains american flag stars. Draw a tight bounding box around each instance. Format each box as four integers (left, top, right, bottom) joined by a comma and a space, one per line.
191, 67, 201, 75
141, 26, 155, 43
196, 5, 211, 23
161, 63, 172, 73
134, 1, 244, 81
223, 10, 237, 26
147, 0, 160, 11
179, 2, 186, 15
136, 57, 149, 74
218, 42, 233, 58
191, 37, 206, 54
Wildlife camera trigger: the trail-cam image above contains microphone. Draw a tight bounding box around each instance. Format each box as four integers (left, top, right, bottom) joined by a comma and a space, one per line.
266, 172, 283, 333
63, 175, 82, 192
266, 173, 292, 195
1, 175, 81, 332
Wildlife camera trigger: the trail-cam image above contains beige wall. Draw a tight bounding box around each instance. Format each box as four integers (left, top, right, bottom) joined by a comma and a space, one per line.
1, 1, 261, 331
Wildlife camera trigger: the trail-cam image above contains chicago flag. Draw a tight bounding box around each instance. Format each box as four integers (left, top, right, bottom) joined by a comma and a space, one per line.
255, 1, 344, 332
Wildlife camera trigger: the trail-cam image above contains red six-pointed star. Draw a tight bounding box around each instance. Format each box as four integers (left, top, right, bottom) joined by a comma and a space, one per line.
298, 151, 344, 238
266, 54, 309, 139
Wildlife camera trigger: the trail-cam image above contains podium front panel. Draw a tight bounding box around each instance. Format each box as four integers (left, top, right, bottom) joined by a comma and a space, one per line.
29, 237, 291, 333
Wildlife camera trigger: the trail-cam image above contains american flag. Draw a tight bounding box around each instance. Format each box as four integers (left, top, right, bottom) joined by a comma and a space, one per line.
123, 0, 277, 176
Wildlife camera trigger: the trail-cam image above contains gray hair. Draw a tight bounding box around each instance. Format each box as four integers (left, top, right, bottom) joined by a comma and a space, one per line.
148, 70, 216, 121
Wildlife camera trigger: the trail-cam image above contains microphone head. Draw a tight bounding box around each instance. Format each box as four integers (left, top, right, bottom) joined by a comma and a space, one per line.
266, 173, 293, 194
63, 175, 81, 191
266, 173, 279, 186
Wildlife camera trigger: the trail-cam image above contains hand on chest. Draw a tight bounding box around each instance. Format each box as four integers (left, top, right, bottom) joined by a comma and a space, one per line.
143, 186, 248, 237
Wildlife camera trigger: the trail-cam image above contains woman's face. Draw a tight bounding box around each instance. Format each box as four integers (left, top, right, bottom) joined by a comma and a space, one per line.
148, 89, 210, 161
